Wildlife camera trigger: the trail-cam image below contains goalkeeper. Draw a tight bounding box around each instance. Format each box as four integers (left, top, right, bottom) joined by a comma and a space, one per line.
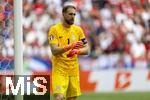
48, 3, 89, 100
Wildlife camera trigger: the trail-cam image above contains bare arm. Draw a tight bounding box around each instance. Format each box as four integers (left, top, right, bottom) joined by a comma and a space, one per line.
50, 43, 67, 56
78, 43, 90, 55
50, 41, 84, 56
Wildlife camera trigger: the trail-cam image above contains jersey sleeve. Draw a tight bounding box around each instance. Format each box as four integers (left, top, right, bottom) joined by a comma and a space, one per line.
78, 27, 87, 44
48, 26, 58, 44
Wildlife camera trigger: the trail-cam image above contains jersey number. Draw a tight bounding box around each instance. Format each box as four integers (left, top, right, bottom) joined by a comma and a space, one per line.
67, 38, 70, 44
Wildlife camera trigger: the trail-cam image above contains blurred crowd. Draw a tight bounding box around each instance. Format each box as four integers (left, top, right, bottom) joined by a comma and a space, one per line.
0, 0, 150, 70
0, 0, 13, 56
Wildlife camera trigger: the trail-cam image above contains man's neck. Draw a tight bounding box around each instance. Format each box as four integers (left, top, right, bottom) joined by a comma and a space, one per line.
62, 20, 71, 28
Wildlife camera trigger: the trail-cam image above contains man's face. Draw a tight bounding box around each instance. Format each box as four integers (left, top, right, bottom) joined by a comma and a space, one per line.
63, 7, 76, 25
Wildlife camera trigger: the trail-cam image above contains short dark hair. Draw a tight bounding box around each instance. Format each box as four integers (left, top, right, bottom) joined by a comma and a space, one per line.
62, 5, 76, 13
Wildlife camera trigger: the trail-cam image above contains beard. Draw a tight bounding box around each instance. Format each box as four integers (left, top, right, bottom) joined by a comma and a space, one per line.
64, 18, 74, 25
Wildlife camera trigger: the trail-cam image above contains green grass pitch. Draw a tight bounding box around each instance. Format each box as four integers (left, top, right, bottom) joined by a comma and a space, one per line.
1, 92, 150, 100
77, 92, 150, 100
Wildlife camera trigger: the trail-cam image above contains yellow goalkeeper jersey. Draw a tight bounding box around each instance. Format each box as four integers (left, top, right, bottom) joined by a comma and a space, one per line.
48, 22, 86, 76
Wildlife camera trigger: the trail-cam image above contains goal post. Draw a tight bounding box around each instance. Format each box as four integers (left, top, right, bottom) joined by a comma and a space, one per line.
14, 0, 23, 100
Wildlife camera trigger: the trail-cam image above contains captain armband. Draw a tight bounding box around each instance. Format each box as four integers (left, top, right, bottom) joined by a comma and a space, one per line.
81, 38, 87, 45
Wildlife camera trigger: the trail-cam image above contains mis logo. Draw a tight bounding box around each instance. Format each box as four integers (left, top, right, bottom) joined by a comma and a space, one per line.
0, 75, 50, 96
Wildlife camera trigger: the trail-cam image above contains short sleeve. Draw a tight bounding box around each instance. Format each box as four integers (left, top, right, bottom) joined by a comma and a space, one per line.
48, 26, 58, 44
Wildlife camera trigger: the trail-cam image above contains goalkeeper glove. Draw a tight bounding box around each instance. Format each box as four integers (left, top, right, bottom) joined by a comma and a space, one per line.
64, 41, 83, 51
67, 49, 80, 57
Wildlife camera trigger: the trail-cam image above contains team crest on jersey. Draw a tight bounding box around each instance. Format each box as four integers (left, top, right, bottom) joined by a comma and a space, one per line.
72, 35, 75, 40
49, 34, 54, 40
56, 86, 60, 91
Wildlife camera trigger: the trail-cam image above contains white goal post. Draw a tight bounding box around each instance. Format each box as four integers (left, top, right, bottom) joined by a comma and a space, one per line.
14, 0, 23, 100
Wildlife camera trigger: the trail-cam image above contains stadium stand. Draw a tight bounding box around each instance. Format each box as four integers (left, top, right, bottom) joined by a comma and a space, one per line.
0, 0, 149, 71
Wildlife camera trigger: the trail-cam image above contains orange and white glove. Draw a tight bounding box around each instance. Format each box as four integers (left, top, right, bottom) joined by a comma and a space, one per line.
64, 41, 84, 51
67, 49, 80, 57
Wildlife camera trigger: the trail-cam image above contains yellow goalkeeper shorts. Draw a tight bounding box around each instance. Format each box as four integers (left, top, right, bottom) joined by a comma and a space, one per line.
52, 73, 81, 98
